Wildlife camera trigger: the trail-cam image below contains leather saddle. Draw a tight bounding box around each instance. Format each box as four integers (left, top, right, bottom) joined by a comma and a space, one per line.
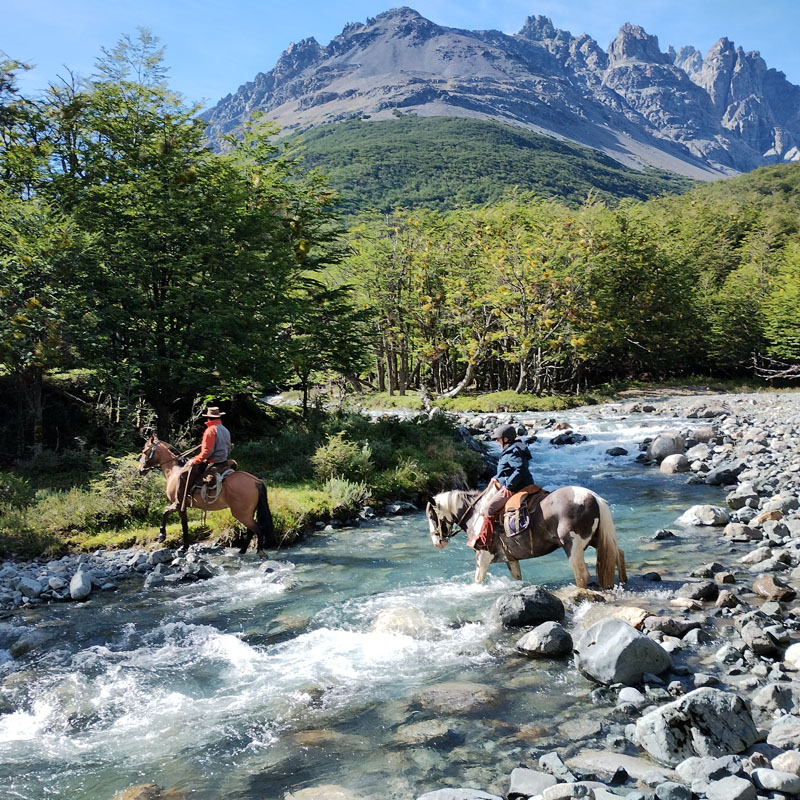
503, 484, 548, 537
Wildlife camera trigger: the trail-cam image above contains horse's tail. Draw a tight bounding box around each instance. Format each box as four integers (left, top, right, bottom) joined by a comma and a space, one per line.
255, 481, 278, 548
593, 493, 627, 588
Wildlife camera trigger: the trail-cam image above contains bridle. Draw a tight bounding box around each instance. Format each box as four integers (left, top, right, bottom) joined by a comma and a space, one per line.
139, 439, 182, 475
427, 488, 488, 541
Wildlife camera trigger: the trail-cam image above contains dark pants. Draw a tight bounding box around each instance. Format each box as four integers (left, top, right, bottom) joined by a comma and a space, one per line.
178, 462, 208, 512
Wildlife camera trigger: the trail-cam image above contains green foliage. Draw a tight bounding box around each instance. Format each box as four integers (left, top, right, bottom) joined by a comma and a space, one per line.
311, 432, 374, 482
0, 471, 34, 509
322, 476, 370, 512
763, 244, 800, 362
289, 117, 696, 213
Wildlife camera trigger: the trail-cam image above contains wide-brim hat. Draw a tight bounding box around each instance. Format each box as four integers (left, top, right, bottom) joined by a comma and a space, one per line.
202, 407, 226, 418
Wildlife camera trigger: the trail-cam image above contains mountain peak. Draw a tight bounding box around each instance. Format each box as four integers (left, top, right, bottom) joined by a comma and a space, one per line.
518, 15, 558, 41
202, 7, 800, 177
608, 22, 667, 63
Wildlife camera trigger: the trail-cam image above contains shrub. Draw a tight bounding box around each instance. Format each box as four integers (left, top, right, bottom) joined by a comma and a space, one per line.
311, 433, 374, 482
0, 471, 35, 510
323, 476, 370, 512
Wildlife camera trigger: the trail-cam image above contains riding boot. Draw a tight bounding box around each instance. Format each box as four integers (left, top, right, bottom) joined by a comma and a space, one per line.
467, 515, 494, 550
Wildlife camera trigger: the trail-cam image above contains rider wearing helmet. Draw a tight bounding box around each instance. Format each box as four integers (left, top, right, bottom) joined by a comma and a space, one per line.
467, 423, 534, 549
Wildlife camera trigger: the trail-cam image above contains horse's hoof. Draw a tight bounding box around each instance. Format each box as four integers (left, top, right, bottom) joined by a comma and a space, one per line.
257, 550, 266, 558
158, 532, 166, 543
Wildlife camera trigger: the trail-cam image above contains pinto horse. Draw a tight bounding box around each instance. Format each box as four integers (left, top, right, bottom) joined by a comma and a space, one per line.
138, 436, 277, 555
426, 487, 627, 588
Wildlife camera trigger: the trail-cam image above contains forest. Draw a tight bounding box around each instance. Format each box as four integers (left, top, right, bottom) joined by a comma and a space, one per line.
2, 31, 800, 459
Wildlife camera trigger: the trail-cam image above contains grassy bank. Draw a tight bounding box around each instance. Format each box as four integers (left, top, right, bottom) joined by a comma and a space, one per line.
0, 411, 482, 558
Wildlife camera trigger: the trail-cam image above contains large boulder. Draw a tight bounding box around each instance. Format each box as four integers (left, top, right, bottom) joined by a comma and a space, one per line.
646, 431, 685, 463
635, 688, 760, 767
678, 505, 730, 527
661, 454, 690, 474
495, 585, 564, 628
69, 569, 93, 601
705, 460, 747, 486
516, 622, 573, 659
574, 618, 671, 686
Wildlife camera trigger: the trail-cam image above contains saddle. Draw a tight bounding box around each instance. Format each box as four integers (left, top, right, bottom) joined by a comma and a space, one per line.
502, 484, 548, 538
198, 460, 237, 504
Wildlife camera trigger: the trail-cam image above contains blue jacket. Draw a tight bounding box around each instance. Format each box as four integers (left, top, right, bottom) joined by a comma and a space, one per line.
495, 440, 534, 492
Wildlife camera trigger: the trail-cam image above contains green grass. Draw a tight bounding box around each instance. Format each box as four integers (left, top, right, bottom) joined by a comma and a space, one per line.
0, 412, 480, 557
287, 116, 696, 214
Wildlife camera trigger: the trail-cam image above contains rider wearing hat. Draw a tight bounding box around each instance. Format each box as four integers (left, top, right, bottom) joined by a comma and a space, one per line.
467, 423, 534, 550
178, 406, 232, 512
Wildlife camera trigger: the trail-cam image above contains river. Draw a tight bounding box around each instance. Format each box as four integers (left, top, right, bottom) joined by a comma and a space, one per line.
0, 408, 737, 799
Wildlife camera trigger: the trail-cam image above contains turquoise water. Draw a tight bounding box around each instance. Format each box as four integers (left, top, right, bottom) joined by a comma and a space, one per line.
0, 411, 736, 800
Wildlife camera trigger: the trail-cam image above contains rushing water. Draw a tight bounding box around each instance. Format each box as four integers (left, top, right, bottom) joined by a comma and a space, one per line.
0, 410, 740, 800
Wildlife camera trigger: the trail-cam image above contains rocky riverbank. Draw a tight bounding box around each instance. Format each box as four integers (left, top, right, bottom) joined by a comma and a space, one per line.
6, 390, 800, 800
414, 391, 800, 800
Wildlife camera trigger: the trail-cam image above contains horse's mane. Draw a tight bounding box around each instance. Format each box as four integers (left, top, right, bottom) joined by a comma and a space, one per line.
435, 488, 479, 520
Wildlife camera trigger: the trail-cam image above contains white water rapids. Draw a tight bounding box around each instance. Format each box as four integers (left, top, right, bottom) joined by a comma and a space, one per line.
0, 410, 736, 799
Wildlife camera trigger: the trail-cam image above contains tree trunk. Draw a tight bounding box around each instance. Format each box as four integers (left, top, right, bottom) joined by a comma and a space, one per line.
438, 360, 477, 399
514, 361, 527, 394
31, 368, 44, 457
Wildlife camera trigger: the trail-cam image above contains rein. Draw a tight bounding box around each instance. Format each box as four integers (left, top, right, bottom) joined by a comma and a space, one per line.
140, 442, 200, 474
432, 486, 490, 541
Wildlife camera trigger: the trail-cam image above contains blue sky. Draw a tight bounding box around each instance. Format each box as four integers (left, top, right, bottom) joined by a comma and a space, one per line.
4, 0, 799, 109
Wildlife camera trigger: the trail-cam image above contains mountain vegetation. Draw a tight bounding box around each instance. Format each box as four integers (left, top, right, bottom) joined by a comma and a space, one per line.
288, 116, 696, 213
339, 163, 800, 397
3, 31, 800, 458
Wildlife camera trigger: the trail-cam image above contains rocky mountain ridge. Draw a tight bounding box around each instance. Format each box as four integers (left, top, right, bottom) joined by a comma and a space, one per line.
202, 7, 800, 179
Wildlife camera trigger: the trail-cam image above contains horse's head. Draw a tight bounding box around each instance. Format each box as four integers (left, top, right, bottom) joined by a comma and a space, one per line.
426, 492, 463, 549
138, 435, 160, 475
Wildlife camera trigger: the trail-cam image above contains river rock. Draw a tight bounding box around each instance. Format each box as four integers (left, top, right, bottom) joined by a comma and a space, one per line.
661, 454, 690, 474
644, 616, 700, 638
417, 791, 503, 800
767, 714, 800, 748
411, 682, 499, 715
678, 505, 730, 526
541, 784, 596, 800
784, 642, 800, 670
147, 548, 173, 565
516, 621, 572, 658
110, 786, 163, 800
143, 573, 166, 589
726, 485, 760, 510
772, 749, 800, 775
69, 569, 93, 601
17, 577, 43, 599
574, 618, 671, 686
676, 580, 719, 601
751, 767, 800, 793
705, 460, 746, 486
703, 775, 756, 800
753, 573, 796, 601
495, 585, 564, 628
606, 447, 628, 456
654, 783, 690, 800
635, 688, 759, 767
508, 768, 557, 798
646, 432, 685, 463
565, 750, 677, 783
762, 494, 800, 515
740, 621, 779, 657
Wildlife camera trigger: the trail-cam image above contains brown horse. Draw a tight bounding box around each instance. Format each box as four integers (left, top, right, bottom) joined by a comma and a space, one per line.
426, 487, 627, 588
138, 436, 276, 555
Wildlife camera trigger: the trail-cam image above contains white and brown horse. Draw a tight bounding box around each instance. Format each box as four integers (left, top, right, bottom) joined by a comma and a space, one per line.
426, 487, 627, 588
138, 436, 276, 555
